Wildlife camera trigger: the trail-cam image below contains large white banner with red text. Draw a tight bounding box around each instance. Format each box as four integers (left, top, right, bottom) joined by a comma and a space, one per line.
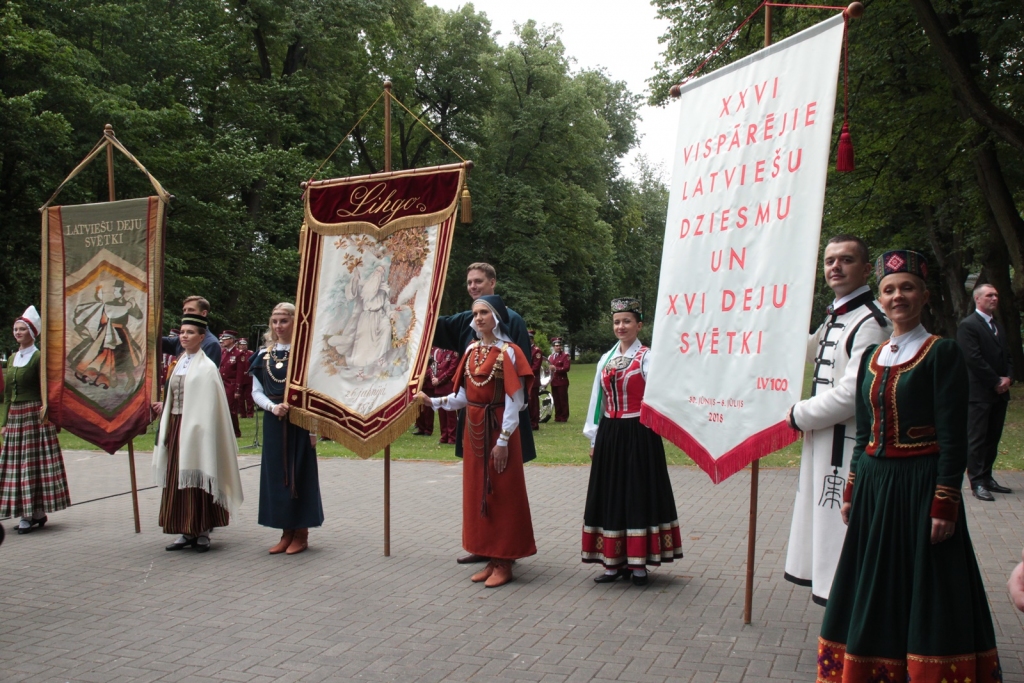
640, 15, 845, 484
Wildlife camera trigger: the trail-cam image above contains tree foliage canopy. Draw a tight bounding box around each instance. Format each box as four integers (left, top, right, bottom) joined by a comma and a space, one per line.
0, 0, 667, 349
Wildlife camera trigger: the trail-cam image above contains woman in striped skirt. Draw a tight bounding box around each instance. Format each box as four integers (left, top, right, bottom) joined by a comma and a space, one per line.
151, 314, 243, 553
0, 306, 71, 534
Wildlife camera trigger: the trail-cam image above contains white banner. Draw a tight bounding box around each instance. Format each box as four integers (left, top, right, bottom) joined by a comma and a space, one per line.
641, 15, 846, 484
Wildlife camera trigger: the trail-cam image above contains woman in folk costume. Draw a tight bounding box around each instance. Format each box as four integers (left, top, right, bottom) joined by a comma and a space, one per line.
818, 251, 1001, 683
0, 306, 71, 533
581, 298, 682, 586
249, 303, 323, 555
416, 294, 536, 587
151, 313, 243, 553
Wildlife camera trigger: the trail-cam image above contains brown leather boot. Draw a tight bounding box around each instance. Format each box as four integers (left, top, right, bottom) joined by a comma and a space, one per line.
485, 560, 514, 588
470, 560, 495, 582
269, 530, 294, 554
286, 528, 308, 555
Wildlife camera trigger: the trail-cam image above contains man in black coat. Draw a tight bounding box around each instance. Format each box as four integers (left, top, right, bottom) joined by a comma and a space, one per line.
161, 295, 222, 367
956, 283, 1014, 501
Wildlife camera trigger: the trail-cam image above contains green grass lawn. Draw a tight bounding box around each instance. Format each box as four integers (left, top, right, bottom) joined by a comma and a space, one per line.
51, 363, 1024, 470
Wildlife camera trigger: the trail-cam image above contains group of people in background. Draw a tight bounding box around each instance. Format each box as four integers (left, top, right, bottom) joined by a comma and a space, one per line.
2, 248, 1023, 679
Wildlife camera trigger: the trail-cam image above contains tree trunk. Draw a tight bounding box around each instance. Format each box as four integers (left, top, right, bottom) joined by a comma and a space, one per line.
909, 0, 1024, 154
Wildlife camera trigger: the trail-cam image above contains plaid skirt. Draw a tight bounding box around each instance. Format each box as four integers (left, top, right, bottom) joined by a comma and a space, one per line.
0, 401, 71, 518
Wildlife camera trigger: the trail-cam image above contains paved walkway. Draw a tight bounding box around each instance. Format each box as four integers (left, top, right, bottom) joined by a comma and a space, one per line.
1, 452, 1022, 682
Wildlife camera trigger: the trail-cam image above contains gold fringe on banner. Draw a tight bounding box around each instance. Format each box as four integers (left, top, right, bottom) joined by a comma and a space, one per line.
288, 405, 421, 459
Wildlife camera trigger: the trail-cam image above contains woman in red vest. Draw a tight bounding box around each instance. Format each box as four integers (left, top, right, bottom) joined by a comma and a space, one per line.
581, 298, 683, 586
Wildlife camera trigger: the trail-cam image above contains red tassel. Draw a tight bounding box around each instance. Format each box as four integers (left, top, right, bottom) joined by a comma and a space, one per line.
836, 122, 855, 172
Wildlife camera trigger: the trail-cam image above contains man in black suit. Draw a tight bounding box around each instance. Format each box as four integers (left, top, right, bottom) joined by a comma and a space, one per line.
957, 283, 1014, 501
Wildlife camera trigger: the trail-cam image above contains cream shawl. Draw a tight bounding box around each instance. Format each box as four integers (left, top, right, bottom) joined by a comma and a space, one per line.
152, 349, 243, 515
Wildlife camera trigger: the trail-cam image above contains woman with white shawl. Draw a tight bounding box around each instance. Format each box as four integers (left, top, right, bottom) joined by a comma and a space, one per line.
151, 313, 243, 553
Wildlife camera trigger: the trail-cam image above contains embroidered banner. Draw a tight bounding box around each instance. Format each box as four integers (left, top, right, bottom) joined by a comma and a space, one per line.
641, 15, 845, 483
287, 164, 464, 457
42, 197, 166, 453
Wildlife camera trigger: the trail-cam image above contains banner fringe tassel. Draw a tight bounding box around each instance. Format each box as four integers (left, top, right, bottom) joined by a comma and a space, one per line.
460, 186, 472, 223
836, 121, 855, 172
289, 405, 420, 460
640, 404, 798, 485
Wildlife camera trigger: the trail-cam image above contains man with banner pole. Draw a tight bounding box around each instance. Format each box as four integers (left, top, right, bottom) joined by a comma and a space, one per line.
648, 5, 862, 623
783, 235, 888, 606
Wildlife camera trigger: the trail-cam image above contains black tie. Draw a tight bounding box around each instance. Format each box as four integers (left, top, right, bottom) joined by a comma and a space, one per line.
990, 320, 998, 337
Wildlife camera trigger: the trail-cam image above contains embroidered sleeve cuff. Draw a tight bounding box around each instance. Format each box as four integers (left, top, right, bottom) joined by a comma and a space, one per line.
930, 484, 961, 522
788, 406, 800, 431
843, 472, 856, 504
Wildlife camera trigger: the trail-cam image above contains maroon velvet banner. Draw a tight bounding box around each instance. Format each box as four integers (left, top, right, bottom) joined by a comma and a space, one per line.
289, 164, 465, 456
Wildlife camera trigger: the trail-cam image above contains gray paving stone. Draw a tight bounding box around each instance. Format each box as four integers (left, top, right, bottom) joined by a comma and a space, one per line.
0, 451, 1021, 682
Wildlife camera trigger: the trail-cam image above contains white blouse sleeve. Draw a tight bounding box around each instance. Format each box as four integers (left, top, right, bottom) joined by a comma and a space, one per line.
431, 386, 468, 412
641, 350, 651, 379
251, 375, 276, 413
583, 349, 612, 447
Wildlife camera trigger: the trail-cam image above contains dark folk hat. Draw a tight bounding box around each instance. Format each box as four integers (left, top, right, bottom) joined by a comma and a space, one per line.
180, 313, 209, 331
875, 250, 928, 283
611, 297, 642, 320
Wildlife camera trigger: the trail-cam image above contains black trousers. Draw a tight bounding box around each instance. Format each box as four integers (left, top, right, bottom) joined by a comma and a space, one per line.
966, 399, 1008, 486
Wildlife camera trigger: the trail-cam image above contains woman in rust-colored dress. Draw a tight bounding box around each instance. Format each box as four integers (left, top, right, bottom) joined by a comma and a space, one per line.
417, 294, 536, 587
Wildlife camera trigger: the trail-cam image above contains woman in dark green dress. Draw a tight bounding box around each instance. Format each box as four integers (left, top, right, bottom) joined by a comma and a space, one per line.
250, 303, 323, 555
818, 251, 1002, 683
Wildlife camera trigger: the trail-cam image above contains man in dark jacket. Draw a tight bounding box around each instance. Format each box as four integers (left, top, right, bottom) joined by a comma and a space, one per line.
161, 296, 222, 367
956, 283, 1014, 501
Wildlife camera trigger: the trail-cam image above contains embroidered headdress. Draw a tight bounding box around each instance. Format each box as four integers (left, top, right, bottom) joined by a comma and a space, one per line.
611, 297, 642, 320
875, 250, 928, 282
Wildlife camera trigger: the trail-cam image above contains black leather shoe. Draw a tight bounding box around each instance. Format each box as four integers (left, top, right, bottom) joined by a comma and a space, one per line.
17, 516, 47, 535
631, 572, 649, 587
987, 479, 1012, 494
194, 537, 211, 553
594, 568, 630, 584
972, 484, 995, 501
165, 536, 197, 551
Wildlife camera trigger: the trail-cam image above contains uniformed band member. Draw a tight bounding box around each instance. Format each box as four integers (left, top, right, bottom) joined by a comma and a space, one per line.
414, 347, 460, 443
236, 339, 255, 418
784, 235, 889, 606
548, 338, 570, 422
219, 330, 245, 438
528, 330, 543, 430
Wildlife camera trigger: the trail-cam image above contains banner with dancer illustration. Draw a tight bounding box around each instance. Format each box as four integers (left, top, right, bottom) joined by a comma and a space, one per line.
42, 197, 166, 453
641, 15, 846, 483
287, 164, 464, 457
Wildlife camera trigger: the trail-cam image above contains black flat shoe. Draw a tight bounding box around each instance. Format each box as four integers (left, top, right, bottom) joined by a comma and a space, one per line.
972, 484, 995, 501
194, 537, 211, 553
594, 568, 630, 584
631, 572, 649, 587
17, 516, 47, 535
166, 536, 197, 551
987, 479, 1012, 494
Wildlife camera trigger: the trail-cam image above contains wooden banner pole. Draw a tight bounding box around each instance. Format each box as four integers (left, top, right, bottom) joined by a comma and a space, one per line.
104, 123, 142, 534
742, 9, 773, 625
382, 82, 393, 557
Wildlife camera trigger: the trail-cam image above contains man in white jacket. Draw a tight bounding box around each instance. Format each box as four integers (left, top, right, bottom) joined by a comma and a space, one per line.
784, 235, 890, 606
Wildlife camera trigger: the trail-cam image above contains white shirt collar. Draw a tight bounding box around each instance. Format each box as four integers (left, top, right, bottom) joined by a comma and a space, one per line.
975, 309, 993, 325
611, 338, 642, 358
832, 284, 871, 309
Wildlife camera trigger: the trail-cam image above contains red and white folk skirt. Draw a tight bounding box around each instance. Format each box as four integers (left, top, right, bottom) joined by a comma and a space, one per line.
0, 401, 71, 518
